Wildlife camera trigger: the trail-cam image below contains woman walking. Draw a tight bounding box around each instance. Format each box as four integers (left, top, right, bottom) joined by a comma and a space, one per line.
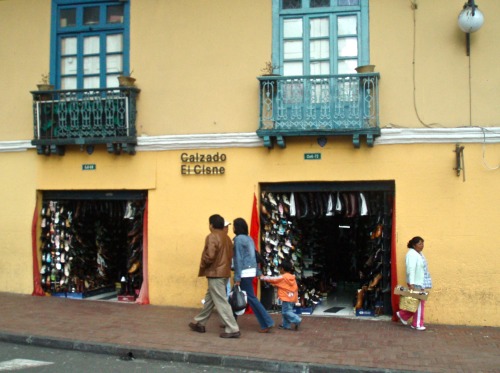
232, 218, 275, 333
396, 236, 432, 331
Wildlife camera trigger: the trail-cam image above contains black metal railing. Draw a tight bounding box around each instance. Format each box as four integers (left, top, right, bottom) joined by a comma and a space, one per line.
31, 87, 140, 155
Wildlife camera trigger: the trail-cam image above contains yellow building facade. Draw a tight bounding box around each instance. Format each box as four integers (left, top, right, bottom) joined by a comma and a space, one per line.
0, 0, 498, 327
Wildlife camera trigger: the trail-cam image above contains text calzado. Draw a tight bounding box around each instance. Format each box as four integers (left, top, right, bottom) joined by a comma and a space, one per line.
180, 152, 226, 163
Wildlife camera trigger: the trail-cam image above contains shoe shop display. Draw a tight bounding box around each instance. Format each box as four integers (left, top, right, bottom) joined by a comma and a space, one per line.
260, 190, 393, 317
39, 199, 145, 301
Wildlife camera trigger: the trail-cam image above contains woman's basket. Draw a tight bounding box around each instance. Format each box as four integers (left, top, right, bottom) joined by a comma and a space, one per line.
399, 295, 420, 312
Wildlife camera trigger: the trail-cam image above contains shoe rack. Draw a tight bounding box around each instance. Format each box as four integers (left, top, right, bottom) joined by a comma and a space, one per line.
39, 201, 74, 294
260, 190, 393, 316
39, 199, 145, 300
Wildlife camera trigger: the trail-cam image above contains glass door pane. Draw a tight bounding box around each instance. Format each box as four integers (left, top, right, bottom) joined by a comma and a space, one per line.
61, 37, 77, 55
106, 34, 123, 53
61, 57, 77, 75
61, 77, 77, 90
338, 15, 357, 35
310, 61, 329, 75
84, 56, 100, 74
338, 59, 357, 74
310, 40, 329, 59
284, 40, 303, 60
284, 19, 303, 38
310, 18, 329, 37
283, 62, 303, 75
338, 37, 357, 57
106, 55, 122, 73
84, 36, 100, 55
84, 76, 100, 89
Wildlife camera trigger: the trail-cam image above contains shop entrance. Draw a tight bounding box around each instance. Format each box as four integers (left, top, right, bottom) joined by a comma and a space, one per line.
38, 190, 146, 302
259, 182, 394, 318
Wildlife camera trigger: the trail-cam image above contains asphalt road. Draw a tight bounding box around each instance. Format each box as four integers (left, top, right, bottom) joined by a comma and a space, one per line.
0, 341, 268, 373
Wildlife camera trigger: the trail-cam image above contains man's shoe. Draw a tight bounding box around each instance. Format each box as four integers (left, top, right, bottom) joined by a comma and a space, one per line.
396, 311, 408, 326
278, 324, 292, 330
294, 322, 301, 331
411, 325, 426, 331
220, 331, 241, 338
189, 322, 206, 333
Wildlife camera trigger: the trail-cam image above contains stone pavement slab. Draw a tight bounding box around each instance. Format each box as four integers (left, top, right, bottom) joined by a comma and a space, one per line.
0, 293, 498, 373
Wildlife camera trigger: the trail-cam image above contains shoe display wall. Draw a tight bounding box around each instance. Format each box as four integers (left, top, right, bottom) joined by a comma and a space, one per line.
260, 189, 393, 316
39, 199, 145, 300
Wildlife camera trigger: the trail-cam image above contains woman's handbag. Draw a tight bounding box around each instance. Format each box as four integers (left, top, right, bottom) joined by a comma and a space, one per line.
399, 295, 420, 312
229, 285, 247, 314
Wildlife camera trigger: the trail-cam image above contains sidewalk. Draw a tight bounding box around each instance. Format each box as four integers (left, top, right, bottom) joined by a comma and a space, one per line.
0, 293, 498, 373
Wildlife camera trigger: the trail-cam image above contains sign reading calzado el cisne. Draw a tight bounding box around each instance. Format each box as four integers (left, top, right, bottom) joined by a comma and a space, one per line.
180, 152, 226, 175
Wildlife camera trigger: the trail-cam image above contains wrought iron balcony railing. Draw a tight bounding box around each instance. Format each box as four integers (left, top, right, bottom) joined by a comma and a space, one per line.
31, 87, 140, 155
257, 73, 380, 148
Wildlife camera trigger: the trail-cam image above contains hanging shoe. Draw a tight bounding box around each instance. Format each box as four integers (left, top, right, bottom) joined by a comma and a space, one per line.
278, 203, 284, 218
325, 193, 333, 216
261, 204, 271, 217
282, 194, 290, 206
128, 261, 141, 274
299, 193, 308, 218
359, 193, 369, 216
289, 193, 296, 216
348, 193, 358, 217
355, 287, 366, 309
268, 193, 277, 206
368, 273, 382, 289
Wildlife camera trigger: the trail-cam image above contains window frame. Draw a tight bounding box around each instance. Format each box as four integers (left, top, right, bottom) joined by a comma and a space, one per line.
50, 0, 130, 89
272, 0, 369, 76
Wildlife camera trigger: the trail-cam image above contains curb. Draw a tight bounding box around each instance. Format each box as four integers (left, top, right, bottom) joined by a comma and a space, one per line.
0, 332, 421, 373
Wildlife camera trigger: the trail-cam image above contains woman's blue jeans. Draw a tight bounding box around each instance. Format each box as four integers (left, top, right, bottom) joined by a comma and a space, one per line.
240, 277, 274, 330
281, 301, 302, 329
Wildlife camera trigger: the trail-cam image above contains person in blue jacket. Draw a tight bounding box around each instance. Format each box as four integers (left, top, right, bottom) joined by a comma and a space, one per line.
232, 217, 275, 333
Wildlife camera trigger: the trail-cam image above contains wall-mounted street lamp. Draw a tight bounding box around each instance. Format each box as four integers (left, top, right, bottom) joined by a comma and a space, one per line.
454, 144, 465, 182
458, 0, 484, 56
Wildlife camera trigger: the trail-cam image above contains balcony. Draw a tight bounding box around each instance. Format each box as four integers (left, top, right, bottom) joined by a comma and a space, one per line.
257, 73, 380, 148
31, 87, 140, 155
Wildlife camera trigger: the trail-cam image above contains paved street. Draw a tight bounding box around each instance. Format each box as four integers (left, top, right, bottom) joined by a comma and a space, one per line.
0, 293, 499, 373
0, 341, 267, 373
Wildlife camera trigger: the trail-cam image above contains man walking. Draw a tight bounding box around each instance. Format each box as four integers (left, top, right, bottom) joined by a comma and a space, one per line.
189, 214, 240, 338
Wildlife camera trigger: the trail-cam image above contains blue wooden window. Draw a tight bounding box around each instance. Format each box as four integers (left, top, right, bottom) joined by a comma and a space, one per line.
51, 0, 130, 89
273, 0, 368, 76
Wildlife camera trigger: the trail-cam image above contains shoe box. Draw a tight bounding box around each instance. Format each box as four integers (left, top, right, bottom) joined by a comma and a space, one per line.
118, 295, 136, 302
355, 308, 375, 317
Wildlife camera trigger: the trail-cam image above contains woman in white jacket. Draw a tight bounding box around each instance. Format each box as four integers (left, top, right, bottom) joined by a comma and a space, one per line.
396, 236, 432, 331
